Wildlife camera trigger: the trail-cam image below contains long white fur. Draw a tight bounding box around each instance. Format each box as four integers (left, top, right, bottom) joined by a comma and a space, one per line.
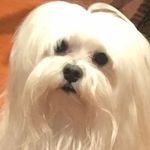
0, 1, 150, 150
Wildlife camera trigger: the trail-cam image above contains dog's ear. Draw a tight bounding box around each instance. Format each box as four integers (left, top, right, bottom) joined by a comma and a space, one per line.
88, 2, 132, 25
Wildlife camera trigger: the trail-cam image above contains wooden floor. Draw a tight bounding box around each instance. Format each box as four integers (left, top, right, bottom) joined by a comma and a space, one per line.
0, 0, 142, 105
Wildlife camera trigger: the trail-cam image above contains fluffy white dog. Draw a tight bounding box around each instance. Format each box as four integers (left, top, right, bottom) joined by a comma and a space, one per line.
0, 1, 150, 150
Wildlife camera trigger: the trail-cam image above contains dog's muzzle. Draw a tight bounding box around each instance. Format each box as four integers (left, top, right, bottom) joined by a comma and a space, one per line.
62, 64, 83, 93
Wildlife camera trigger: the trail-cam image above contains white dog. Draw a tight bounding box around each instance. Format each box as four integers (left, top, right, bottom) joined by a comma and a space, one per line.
0, 1, 150, 150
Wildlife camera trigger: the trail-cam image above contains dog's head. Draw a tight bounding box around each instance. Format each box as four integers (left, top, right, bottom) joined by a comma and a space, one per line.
7, 1, 150, 149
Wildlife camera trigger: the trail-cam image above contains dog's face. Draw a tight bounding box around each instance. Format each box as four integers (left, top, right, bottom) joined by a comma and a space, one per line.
7, 1, 150, 150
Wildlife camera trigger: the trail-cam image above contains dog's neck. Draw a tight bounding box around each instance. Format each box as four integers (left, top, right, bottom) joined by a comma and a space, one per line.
2, 91, 114, 150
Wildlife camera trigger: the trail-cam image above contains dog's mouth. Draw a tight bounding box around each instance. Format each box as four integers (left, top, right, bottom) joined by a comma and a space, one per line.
62, 83, 76, 94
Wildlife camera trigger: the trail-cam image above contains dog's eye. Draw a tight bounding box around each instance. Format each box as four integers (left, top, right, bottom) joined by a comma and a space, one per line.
92, 52, 108, 66
55, 39, 68, 54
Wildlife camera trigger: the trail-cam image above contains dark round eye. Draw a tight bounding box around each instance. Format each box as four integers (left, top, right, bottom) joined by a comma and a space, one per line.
54, 39, 68, 54
92, 52, 108, 66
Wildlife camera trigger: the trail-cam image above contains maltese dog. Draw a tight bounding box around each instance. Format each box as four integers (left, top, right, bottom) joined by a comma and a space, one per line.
0, 1, 150, 150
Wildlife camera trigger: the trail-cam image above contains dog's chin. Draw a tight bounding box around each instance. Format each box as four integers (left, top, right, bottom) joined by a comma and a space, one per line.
51, 82, 83, 106
62, 83, 76, 94
43, 84, 88, 132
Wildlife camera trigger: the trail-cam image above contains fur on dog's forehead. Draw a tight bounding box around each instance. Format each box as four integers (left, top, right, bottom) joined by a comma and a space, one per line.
12, 1, 139, 66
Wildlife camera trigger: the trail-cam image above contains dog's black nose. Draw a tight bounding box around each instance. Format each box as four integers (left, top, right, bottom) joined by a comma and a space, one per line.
63, 64, 83, 83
